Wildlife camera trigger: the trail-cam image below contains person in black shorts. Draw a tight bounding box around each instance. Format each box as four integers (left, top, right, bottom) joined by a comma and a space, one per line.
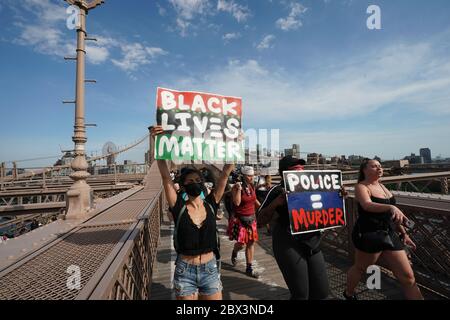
257, 156, 329, 300
344, 158, 423, 300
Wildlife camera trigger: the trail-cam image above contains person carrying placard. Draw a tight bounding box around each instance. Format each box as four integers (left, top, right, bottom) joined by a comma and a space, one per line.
151, 125, 235, 300
257, 156, 330, 300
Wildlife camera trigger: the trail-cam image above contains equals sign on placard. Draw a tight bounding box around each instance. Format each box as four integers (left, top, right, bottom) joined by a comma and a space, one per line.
310, 194, 323, 209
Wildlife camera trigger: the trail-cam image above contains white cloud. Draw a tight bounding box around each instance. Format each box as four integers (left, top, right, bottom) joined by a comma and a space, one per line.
256, 35, 275, 50
86, 45, 110, 64
111, 43, 167, 72
166, 0, 250, 36
10, 0, 110, 64
170, 38, 450, 130
276, 2, 307, 31
21, 0, 67, 23
156, 3, 167, 16
217, 0, 251, 23
170, 0, 210, 19
168, 0, 212, 36
14, 22, 75, 57
222, 32, 241, 43
7, 1, 167, 73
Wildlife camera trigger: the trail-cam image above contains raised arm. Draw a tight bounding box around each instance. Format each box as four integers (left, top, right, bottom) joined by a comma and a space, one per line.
157, 160, 178, 208
231, 183, 242, 206
151, 126, 177, 208
212, 164, 235, 204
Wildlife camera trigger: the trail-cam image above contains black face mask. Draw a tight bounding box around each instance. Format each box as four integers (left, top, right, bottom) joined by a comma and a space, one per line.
184, 182, 204, 197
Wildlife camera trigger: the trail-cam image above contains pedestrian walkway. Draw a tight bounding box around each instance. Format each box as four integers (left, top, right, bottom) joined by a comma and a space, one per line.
150, 210, 420, 300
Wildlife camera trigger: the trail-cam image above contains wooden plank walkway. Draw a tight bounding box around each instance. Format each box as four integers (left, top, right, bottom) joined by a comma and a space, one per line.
150, 209, 415, 300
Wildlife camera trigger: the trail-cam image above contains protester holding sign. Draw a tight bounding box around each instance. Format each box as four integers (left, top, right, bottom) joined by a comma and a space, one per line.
151, 125, 235, 300
257, 156, 330, 300
228, 166, 261, 278
344, 159, 423, 300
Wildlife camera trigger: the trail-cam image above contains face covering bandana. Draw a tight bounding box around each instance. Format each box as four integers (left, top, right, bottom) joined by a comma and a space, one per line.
184, 182, 204, 197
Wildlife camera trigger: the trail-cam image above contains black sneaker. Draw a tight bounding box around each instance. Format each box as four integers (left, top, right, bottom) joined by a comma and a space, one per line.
246, 266, 260, 279
231, 251, 237, 267
343, 290, 358, 300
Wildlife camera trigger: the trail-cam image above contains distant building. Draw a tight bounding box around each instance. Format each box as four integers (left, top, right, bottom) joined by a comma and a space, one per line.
404, 153, 424, 164
318, 155, 326, 165
420, 148, 432, 164
284, 148, 293, 157
348, 155, 365, 165
144, 151, 151, 164
292, 144, 300, 159
54, 152, 74, 166
245, 148, 250, 164
306, 152, 322, 164
382, 160, 409, 168
256, 144, 261, 163
263, 148, 268, 157
330, 156, 339, 164
284, 144, 300, 159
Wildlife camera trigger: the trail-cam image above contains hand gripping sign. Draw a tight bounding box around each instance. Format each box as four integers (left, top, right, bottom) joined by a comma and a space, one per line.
155, 87, 244, 163
283, 170, 346, 235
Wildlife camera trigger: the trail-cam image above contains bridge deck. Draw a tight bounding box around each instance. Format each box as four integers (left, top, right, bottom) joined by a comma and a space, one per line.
150, 211, 408, 300
0, 185, 154, 299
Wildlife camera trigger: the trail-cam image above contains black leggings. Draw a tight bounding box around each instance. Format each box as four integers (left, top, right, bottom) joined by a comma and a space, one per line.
272, 223, 329, 300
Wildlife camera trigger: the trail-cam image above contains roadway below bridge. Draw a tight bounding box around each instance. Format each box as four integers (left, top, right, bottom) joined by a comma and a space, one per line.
0, 172, 149, 216
0, 173, 147, 191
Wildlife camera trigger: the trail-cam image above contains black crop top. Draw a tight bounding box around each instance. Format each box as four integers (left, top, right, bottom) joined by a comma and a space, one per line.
358, 196, 396, 220
169, 193, 219, 256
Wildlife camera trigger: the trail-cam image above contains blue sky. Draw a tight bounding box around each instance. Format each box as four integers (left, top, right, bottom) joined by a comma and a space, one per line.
0, 0, 449, 167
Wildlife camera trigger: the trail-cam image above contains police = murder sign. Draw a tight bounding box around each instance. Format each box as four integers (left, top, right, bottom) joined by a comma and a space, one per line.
155, 87, 244, 163
283, 170, 346, 235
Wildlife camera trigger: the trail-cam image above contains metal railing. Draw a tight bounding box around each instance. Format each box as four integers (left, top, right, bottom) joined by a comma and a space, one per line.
84, 191, 165, 300
81, 165, 165, 300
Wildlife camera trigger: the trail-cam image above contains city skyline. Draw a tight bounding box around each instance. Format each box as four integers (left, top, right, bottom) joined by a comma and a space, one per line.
1, 0, 450, 168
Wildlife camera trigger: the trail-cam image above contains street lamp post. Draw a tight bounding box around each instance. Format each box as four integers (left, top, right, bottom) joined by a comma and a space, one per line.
65, 0, 104, 219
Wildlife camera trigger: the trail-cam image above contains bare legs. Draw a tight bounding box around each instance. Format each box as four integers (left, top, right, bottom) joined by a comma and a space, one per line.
233, 241, 255, 267
346, 249, 423, 300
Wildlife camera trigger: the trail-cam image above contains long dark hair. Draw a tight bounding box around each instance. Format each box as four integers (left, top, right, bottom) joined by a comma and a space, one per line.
179, 167, 204, 186
358, 158, 372, 182
200, 167, 218, 187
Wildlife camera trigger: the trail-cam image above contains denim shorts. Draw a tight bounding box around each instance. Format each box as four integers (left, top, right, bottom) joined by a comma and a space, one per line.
173, 257, 222, 297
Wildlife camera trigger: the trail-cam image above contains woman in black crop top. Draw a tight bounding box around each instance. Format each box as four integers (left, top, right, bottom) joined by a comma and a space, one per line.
151, 125, 235, 301
344, 159, 423, 300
